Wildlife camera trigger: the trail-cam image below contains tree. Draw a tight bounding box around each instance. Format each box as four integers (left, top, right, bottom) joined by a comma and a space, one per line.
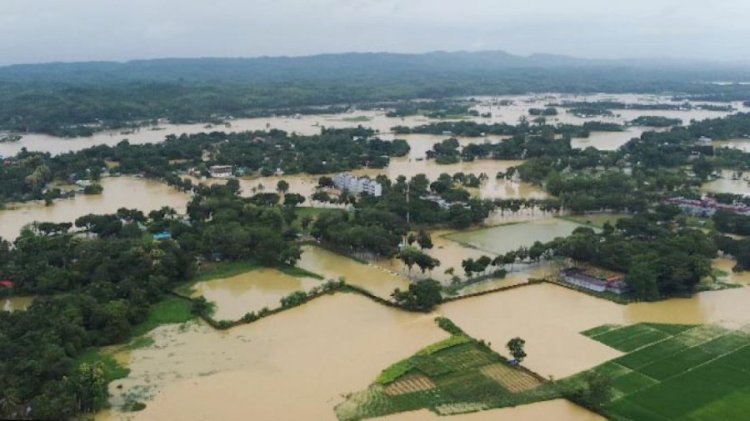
318, 176, 334, 188
283, 193, 305, 207
277, 179, 290, 194
571, 372, 613, 409
692, 158, 714, 180
68, 362, 109, 413
507, 337, 527, 362
417, 229, 433, 250
626, 260, 660, 300
391, 279, 443, 311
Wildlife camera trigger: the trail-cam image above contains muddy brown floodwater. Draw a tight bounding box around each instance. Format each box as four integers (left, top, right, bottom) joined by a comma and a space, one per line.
0, 296, 34, 312
190, 268, 324, 321
296, 245, 411, 298
376, 399, 604, 421
702, 169, 750, 196
101, 294, 448, 421
0, 177, 190, 241
441, 282, 750, 380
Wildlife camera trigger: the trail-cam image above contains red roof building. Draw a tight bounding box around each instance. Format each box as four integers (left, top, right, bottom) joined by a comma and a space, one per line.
0, 280, 14, 288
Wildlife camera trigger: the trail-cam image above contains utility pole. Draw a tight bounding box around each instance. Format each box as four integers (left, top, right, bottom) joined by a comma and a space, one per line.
406, 182, 410, 226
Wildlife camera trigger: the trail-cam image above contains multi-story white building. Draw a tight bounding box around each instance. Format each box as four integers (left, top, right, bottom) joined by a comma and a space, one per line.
209, 165, 233, 178
333, 172, 383, 197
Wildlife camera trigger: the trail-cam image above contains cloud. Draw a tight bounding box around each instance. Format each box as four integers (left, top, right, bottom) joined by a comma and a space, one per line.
0, 0, 747, 65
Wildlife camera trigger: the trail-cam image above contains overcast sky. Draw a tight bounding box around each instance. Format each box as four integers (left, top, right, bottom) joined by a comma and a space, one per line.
1, 0, 748, 65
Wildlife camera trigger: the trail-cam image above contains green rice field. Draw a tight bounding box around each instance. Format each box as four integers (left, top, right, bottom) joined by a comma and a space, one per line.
573, 323, 750, 420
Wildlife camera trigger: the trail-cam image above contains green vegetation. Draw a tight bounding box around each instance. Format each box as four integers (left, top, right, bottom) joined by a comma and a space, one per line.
563, 323, 750, 420
0, 180, 308, 419
74, 349, 130, 382
341, 116, 373, 122
191, 260, 263, 284
1, 52, 749, 136
130, 297, 194, 337
391, 279, 443, 311
336, 318, 554, 420
630, 116, 683, 127
0, 127, 409, 203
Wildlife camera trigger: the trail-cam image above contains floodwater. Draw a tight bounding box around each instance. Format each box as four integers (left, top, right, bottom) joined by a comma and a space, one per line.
0, 296, 34, 312
0, 177, 190, 241
470, 93, 737, 125
190, 268, 323, 321
570, 128, 644, 151
702, 170, 750, 196
376, 399, 604, 421
3, 93, 738, 159
713, 139, 750, 153
713, 258, 750, 285
102, 294, 448, 420
445, 218, 588, 256
441, 282, 750, 380
296, 245, 411, 298
0, 111, 437, 157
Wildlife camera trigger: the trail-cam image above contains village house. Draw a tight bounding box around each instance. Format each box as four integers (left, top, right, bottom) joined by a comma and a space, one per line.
664, 197, 750, 218
560, 267, 628, 295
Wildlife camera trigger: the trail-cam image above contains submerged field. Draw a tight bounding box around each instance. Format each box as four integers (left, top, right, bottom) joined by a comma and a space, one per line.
190, 267, 323, 321
445, 219, 590, 255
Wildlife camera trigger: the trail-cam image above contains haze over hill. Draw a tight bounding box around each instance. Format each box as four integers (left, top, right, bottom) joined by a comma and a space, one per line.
3, 0, 750, 65
1, 50, 749, 84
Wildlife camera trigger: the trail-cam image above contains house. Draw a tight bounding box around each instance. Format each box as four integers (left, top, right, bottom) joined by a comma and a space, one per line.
333, 173, 383, 197
560, 267, 628, 295
153, 232, 172, 241
0, 280, 14, 288
421, 195, 470, 210
664, 197, 750, 218
209, 165, 233, 178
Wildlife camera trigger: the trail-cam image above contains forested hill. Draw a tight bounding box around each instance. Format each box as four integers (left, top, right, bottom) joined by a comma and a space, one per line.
1, 51, 750, 136
1, 51, 749, 84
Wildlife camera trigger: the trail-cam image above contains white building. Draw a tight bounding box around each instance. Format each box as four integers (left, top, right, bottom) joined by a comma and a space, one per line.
333, 173, 383, 197
209, 165, 233, 178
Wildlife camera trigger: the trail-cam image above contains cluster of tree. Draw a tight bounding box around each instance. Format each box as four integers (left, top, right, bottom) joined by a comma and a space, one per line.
567, 106, 614, 117
710, 192, 750, 207
6, 52, 748, 135
714, 235, 750, 271
397, 246, 441, 275
528, 107, 558, 116
0, 178, 311, 418
0, 227, 193, 417
0, 127, 410, 203
391, 279, 443, 311
310, 174, 494, 258
544, 170, 662, 213
713, 210, 750, 236
385, 100, 477, 118
630, 116, 683, 127
498, 210, 716, 300
687, 112, 750, 140
394, 120, 608, 139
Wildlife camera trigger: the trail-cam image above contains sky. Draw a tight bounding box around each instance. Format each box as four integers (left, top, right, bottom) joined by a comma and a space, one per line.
1, 0, 749, 65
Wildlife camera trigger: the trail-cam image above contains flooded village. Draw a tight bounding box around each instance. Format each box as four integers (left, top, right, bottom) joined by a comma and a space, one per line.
4, 93, 750, 421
